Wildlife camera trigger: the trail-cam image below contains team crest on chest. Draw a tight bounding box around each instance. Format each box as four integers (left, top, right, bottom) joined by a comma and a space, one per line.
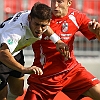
62, 21, 68, 32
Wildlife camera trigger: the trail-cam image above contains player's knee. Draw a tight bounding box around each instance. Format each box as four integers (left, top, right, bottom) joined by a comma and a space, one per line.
83, 83, 100, 100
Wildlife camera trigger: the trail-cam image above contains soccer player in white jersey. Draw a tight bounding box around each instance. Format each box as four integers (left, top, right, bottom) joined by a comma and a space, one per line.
0, 2, 69, 100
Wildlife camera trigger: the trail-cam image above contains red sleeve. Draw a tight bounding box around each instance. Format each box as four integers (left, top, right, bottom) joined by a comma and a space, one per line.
77, 12, 96, 40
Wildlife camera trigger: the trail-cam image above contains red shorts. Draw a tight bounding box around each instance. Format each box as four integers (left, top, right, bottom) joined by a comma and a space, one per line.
24, 63, 100, 100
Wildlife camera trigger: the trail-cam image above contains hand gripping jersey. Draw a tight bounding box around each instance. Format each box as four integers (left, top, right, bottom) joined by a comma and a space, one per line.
31, 8, 96, 77
0, 11, 40, 56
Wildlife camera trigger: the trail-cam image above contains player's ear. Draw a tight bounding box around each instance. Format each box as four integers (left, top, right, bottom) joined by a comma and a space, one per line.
67, 0, 72, 6
28, 14, 31, 22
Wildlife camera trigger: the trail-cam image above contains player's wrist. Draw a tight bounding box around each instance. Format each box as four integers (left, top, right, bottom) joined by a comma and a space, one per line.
50, 33, 60, 44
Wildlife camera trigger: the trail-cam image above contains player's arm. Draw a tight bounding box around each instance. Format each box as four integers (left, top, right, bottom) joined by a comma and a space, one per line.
0, 43, 43, 75
44, 26, 70, 60
88, 19, 100, 41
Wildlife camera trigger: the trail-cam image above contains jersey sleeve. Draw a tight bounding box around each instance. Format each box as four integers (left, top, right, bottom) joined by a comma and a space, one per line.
77, 12, 96, 40
0, 26, 23, 53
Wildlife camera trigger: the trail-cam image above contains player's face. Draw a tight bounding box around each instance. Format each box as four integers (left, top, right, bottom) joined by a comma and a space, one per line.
51, 0, 72, 17
28, 16, 50, 38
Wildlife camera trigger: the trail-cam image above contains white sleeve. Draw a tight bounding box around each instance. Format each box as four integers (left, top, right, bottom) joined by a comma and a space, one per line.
0, 28, 22, 53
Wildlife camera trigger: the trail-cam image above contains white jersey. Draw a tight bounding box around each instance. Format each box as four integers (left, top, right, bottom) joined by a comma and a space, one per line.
0, 11, 40, 56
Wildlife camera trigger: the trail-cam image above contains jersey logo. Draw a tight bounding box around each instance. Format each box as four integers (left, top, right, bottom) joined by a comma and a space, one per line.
7, 39, 13, 45
62, 21, 68, 32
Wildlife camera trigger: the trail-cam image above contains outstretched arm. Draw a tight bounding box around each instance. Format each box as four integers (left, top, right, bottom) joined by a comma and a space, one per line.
0, 43, 43, 75
88, 19, 100, 40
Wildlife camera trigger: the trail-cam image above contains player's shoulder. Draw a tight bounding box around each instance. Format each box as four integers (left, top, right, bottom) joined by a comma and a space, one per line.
68, 8, 85, 16
68, 8, 88, 21
12, 10, 30, 22
7, 10, 30, 29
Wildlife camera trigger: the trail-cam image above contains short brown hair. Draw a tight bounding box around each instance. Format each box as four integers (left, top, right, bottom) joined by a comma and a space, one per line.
30, 2, 51, 21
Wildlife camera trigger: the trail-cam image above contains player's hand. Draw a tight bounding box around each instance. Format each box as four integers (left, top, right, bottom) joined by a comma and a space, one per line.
55, 40, 71, 60
88, 19, 100, 36
22, 66, 43, 75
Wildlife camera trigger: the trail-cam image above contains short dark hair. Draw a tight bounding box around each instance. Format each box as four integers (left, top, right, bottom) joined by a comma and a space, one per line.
30, 2, 51, 21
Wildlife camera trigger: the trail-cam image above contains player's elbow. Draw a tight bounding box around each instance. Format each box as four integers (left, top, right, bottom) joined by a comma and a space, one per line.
0, 50, 7, 62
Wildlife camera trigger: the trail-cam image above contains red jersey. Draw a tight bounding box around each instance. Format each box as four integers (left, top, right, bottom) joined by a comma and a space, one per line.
25, 8, 100, 100
31, 8, 96, 77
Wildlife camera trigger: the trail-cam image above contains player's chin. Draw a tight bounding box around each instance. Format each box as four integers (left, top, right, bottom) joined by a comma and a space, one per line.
53, 12, 61, 17
35, 34, 41, 38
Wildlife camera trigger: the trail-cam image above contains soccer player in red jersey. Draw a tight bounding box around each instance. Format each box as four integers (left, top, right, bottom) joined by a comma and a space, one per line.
24, 0, 100, 100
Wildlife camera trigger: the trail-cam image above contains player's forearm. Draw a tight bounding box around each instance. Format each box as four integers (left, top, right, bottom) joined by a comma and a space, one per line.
96, 32, 100, 41
0, 49, 24, 72
0, 51, 43, 75
44, 26, 60, 44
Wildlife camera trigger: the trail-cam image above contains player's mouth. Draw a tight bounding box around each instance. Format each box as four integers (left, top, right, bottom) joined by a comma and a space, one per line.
35, 31, 41, 37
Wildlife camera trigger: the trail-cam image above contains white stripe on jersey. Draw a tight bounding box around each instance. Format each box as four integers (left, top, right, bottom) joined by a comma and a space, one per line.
68, 12, 79, 29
